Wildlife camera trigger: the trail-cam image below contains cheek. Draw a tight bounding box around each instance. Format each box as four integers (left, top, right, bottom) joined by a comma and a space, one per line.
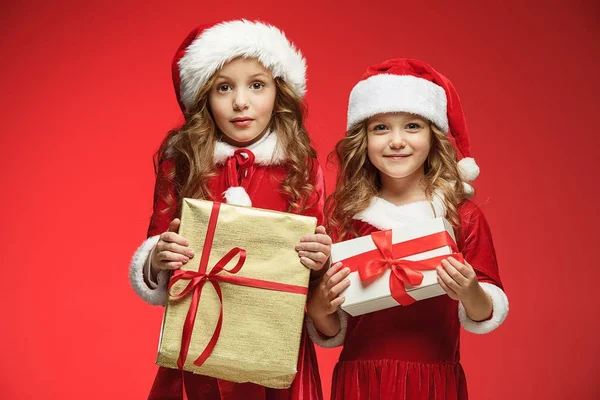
256, 90, 276, 118
366, 136, 384, 164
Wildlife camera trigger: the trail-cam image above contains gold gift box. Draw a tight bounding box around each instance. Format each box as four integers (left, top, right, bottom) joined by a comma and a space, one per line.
156, 199, 316, 388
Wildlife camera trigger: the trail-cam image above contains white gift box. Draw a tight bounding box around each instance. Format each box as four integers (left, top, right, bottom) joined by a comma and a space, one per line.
331, 218, 458, 317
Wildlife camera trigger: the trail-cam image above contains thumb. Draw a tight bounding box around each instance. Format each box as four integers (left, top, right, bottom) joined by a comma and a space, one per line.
315, 225, 327, 235
168, 218, 181, 233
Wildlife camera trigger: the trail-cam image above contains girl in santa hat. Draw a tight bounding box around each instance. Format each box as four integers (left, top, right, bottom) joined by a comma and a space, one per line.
129, 20, 329, 400
306, 58, 509, 400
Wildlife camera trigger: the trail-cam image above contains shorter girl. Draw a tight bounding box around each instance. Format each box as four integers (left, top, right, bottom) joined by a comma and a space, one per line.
307, 58, 509, 400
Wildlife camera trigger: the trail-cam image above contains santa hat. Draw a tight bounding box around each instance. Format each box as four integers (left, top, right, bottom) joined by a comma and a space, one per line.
172, 20, 307, 112
347, 58, 480, 195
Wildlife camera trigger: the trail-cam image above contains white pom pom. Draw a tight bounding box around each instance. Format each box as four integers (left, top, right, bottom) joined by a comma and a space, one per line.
457, 157, 480, 182
224, 186, 252, 207
463, 182, 475, 198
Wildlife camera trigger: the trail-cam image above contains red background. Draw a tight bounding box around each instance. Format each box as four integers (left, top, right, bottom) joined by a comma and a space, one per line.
1, 0, 599, 398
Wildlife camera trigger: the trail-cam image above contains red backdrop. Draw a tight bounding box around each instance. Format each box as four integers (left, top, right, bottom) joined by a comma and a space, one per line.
1, 0, 599, 398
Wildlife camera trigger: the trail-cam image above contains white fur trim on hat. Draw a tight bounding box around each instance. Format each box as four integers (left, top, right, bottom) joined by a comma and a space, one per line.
457, 157, 480, 182
223, 186, 252, 207
213, 131, 285, 165
459, 282, 509, 334
178, 20, 306, 110
347, 74, 448, 130
129, 235, 170, 306
354, 191, 447, 230
305, 309, 348, 348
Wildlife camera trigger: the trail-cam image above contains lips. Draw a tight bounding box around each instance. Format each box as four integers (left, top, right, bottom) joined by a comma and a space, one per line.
230, 117, 254, 127
383, 154, 411, 158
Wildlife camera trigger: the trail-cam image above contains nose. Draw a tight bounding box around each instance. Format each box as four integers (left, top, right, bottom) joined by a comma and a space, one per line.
389, 130, 406, 149
233, 89, 249, 111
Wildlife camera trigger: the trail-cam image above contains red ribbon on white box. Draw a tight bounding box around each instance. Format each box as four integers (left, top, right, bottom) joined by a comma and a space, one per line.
339, 230, 463, 306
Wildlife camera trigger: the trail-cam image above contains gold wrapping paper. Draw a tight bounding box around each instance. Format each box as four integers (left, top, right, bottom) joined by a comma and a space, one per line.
156, 198, 316, 388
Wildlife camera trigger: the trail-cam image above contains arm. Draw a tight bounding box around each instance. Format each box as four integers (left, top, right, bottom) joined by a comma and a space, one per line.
437, 202, 509, 334
129, 160, 179, 305
305, 262, 351, 347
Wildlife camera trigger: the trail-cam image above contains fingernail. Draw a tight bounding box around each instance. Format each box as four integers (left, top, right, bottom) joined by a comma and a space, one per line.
188, 251, 195, 257
343, 267, 351, 273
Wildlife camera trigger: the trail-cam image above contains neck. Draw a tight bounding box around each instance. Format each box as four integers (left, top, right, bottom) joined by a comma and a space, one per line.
378, 168, 427, 206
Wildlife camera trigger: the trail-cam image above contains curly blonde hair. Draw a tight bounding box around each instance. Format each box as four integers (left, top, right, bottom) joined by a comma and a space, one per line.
326, 120, 466, 240
154, 73, 317, 218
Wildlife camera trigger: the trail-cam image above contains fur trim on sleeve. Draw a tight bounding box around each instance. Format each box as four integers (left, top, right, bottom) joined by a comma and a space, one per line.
459, 282, 509, 334
305, 309, 348, 348
129, 235, 169, 306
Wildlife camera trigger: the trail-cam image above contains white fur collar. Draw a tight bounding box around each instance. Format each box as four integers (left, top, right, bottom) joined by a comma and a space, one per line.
213, 131, 286, 165
354, 191, 447, 230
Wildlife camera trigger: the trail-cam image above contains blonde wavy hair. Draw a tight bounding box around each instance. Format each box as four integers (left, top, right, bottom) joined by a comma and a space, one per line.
326, 120, 466, 240
154, 73, 317, 218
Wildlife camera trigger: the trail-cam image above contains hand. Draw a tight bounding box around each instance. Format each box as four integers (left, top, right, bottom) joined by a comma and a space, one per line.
436, 256, 481, 302
307, 262, 351, 318
150, 219, 195, 277
296, 225, 332, 271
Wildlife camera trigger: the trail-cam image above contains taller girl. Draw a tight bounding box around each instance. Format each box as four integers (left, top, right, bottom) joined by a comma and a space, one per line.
130, 20, 329, 400
307, 58, 509, 400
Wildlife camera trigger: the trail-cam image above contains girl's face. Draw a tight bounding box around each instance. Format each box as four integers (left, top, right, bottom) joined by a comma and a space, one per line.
366, 112, 432, 181
208, 57, 277, 146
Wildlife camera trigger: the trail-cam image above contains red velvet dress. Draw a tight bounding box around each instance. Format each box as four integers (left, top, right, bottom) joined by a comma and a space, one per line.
145, 149, 325, 400
330, 200, 505, 400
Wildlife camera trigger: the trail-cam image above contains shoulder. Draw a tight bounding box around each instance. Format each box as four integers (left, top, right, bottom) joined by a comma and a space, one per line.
458, 199, 487, 224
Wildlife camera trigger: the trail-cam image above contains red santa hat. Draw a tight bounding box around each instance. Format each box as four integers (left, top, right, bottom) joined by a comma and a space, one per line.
172, 19, 307, 113
347, 58, 480, 195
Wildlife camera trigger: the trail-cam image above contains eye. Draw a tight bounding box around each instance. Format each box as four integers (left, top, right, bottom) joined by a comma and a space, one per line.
216, 84, 231, 92
250, 81, 265, 90
406, 122, 422, 131
372, 124, 388, 131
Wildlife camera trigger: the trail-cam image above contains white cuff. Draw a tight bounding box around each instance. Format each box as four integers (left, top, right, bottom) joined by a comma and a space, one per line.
305, 309, 348, 348
129, 235, 169, 306
459, 282, 509, 334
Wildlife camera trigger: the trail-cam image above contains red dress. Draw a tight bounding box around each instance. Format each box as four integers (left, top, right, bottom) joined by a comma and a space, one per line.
318, 198, 508, 400
130, 135, 325, 400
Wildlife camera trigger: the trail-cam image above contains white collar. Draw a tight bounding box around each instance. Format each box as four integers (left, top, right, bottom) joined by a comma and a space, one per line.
213, 131, 286, 165
353, 191, 447, 230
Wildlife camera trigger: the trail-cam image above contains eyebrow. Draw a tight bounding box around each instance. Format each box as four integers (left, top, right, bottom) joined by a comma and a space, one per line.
215, 72, 270, 80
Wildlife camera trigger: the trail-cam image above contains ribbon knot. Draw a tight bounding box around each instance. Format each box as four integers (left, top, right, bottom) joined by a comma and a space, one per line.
356, 229, 463, 306
226, 149, 255, 188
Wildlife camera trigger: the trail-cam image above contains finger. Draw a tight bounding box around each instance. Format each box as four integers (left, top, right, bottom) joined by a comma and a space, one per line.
326, 268, 351, 288
328, 278, 351, 299
158, 250, 190, 264
163, 261, 183, 270
168, 218, 181, 233
437, 265, 461, 292
437, 275, 457, 297
324, 262, 345, 279
463, 260, 476, 279
441, 260, 468, 286
160, 231, 190, 247
300, 257, 323, 271
160, 242, 195, 258
298, 251, 328, 264
298, 234, 332, 245
296, 242, 330, 253
446, 257, 469, 275
329, 296, 346, 309
315, 225, 327, 235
